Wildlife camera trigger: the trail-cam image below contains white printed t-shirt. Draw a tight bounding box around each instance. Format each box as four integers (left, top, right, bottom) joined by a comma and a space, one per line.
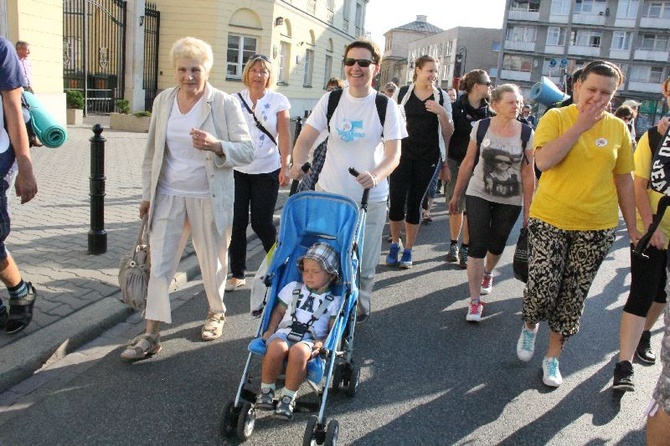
305, 87, 407, 202
276, 281, 341, 340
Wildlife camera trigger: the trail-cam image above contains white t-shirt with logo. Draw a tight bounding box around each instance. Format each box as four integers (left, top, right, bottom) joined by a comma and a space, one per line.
276, 281, 341, 340
305, 87, 407, 202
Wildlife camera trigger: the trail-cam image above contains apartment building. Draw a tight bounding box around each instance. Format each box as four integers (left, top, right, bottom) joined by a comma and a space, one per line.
498, 0, 670, 130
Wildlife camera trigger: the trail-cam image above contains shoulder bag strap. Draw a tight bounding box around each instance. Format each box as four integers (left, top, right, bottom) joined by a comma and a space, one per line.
237, 92, 277, 146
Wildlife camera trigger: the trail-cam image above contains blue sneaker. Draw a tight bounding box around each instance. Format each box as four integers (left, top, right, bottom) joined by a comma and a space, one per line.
386, 243, 400, 266
399, 249, 412, 269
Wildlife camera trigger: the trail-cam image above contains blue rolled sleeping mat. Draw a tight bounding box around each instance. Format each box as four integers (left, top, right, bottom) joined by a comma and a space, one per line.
22, 91, 67, 148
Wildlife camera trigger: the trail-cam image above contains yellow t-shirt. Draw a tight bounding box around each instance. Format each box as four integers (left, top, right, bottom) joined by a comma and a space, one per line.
530, 105, 634, 230
634, 130, 670, 237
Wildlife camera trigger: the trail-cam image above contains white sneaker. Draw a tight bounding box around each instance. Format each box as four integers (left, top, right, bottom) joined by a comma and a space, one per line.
542, 357, 563, 387
465, 300, 484, 322
481, 274, 493, 295
225, 277, 246, 292
516, 324, 538, 362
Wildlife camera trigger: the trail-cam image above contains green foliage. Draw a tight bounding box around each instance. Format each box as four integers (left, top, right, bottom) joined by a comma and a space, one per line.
116, 99, 131, 114
133, 110, 152, 117
66, 90, 84, 109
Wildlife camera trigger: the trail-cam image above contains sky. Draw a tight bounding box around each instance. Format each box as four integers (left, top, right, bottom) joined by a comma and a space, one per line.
365, 0, 507, 50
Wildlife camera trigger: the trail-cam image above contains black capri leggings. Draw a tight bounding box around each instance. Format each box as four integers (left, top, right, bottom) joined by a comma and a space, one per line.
388, 156, 440, 225
465, 195, 521, 258
623, 244, 668, 317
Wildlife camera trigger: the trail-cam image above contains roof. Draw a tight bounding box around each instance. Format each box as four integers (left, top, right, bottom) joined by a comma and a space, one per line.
393, 19, 443, 34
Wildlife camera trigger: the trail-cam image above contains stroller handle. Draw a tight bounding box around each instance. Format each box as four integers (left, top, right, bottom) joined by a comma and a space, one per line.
289, 162, 312, 196
348, 167, 370, 210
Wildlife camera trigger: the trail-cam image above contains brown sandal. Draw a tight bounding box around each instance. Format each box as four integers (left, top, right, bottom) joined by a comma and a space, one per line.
120, 333, 161, 360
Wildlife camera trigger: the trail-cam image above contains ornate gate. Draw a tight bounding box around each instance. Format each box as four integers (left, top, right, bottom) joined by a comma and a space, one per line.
143, 2, 160, 112
63, 0, 127, 114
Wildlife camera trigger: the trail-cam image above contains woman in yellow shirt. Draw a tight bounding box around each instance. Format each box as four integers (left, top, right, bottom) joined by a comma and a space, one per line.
515, 60, 642, 388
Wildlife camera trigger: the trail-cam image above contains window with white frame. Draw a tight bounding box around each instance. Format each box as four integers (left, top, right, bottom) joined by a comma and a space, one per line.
506, 25, 537, 42
574, 0, 607, 14
570, 29, 602, 47
630, 65, 664, 83
616, 0, 640, 18
227, 34, 258, 79
612, 31, 632, 50
511, 0, 540, 11
355, 2, 363, 36
304, 49, 315, 87
547, 27, 567, 46
278, 41, 290, 84
551, 0, 571, 15
641, 33, 669, 51
646, 1, 670, 18
502, 54, 533, 72
323, 55, 333, 89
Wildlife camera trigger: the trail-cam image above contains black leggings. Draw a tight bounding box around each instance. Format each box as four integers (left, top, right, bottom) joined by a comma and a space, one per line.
465, 195, 521, 258
623, 244, 668, 317
229, 169, 279, 278
388, 156, 439, 225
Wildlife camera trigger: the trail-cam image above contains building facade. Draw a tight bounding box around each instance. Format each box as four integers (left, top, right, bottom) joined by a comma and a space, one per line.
498, 0, 670, 129
1, 0, 371, 122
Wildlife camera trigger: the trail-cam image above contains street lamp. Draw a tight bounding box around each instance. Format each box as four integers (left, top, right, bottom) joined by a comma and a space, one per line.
455, 45, 467, 78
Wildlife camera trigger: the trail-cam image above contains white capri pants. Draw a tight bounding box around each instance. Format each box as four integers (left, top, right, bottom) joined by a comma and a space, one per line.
144, 193, 231, 324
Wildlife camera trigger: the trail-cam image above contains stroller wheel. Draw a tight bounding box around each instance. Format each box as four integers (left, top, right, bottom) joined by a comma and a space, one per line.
302, 415, 324, 446
331, 363, 345, 393
324, 419, 340, 446
219, 399, 240, 438
346, 364, 360, 397
236, 401, 256, 441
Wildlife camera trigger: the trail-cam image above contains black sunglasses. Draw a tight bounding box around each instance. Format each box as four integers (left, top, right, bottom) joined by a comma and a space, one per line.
249, 54, 270, 63
479, 81, 492, 86
343, 58, 374, 68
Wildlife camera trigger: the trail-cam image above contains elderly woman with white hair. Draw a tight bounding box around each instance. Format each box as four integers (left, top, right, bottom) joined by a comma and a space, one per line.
121, 36, 254, 360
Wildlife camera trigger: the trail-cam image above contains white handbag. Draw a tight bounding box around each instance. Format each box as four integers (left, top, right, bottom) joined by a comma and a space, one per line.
118, 215, 151, 311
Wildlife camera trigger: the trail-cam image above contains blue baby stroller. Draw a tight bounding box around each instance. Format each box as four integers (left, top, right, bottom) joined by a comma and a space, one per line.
219, 186, 368, 445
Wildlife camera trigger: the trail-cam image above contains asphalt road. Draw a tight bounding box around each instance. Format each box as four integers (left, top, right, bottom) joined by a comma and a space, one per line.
0, 200, 661, 445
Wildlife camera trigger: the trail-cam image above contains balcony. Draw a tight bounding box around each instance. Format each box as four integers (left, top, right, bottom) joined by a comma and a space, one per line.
327, 9, 333, 24
640, 17, 670, 29
609, 49, 631, 60
614, 17, 636, 28
508, 10, 539, 21
628, 81, 666, 93
545, 45, 566, 55
572, 14, 605, 25
505, 40, 535, 51
500, 69, 532, 82
568, 45, 601, 57
548, 14, 569, 24
633, 49, 670, 62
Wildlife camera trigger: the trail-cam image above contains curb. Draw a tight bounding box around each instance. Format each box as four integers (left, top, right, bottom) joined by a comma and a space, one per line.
0, 253, 202, 394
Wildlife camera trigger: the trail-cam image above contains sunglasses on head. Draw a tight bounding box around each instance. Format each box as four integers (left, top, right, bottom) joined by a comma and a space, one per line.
249, 54, 270, 63
343, 58, 374, 68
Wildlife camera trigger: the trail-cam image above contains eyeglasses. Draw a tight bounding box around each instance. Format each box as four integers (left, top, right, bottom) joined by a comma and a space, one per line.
249, 54, 270, 63
479, 81, 492, 86
343, 58, 374, 68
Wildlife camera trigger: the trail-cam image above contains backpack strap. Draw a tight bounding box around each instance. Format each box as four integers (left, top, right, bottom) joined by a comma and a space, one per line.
397, 85, 409, 105
520, 122, 532, 165
326, 88, 387, 138
326, 88, 344, 132
375, 93, 388, 137
648, 126, 663, 158
475, 117, 492, 151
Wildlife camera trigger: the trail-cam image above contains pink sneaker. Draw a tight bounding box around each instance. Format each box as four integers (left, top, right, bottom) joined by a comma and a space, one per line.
481, 274, 493, 295
466, 300, 484, 322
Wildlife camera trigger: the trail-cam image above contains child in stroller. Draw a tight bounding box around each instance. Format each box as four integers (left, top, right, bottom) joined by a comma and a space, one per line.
255, 242, 342, 420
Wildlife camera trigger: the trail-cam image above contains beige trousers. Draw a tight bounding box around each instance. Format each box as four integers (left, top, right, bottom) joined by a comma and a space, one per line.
144, 194, 231, 324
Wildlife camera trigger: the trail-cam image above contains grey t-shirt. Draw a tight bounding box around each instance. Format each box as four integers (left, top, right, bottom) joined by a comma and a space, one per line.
465, 120, 533, 206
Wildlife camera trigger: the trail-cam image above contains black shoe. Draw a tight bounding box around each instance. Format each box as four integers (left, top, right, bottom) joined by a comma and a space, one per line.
5, 283, 37, 335
613, 360, 635, 392
356, 313, 370, 324
636, 330, 656, 364
0, 303, 7, 329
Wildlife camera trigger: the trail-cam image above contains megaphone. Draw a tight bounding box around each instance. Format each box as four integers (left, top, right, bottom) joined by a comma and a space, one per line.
530, 76, 569, 106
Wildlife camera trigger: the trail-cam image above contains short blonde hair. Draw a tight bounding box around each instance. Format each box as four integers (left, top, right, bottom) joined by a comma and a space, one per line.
170, 37, 214, 73
490, 83, 522, 104
242, 55, 274, 89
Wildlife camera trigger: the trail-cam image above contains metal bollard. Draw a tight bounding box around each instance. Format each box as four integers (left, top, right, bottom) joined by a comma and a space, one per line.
294, 116, 302, 145
88, 124, 107, 254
